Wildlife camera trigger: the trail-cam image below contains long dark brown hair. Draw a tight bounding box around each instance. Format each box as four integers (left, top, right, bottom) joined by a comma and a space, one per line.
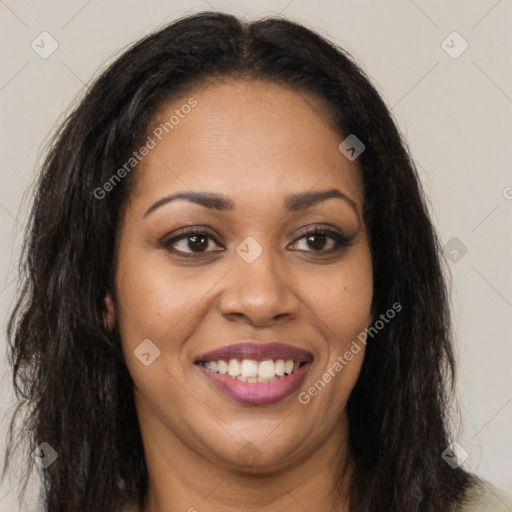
3, 11, 473, 512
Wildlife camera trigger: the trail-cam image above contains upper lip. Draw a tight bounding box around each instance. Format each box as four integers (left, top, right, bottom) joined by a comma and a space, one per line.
195, 341, 314, 363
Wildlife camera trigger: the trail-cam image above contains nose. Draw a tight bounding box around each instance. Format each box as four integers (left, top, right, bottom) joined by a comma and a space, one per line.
218, 246, 301, 327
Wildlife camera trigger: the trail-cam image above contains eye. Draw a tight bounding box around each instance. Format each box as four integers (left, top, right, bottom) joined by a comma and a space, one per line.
289, 227, 354, 253
161, 228, 223, 256
161, 225, 354, 258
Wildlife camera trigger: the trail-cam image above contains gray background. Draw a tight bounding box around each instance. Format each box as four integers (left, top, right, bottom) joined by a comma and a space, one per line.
1, 1, 511, 510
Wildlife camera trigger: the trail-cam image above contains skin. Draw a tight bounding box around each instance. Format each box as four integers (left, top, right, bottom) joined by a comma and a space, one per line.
104, 79, 373, 512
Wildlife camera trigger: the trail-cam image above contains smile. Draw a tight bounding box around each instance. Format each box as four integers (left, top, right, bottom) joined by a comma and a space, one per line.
195, 341, 313, 405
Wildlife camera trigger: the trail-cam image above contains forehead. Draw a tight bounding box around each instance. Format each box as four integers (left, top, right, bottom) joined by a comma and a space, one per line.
128, 79, 364, 214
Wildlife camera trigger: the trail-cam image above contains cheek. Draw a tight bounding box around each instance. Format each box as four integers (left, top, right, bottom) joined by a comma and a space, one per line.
113, 248, 229, 390
114, 257, 199, 409
301, 247, 372, 406
115, 253, 210, 341
307, 248, 373, 342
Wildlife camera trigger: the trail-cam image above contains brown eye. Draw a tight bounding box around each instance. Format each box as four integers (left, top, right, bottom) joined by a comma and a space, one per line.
162, 229, 223, 256
179, 234, 210, 252
305, 232, 329, 251
289, 228, 354, 253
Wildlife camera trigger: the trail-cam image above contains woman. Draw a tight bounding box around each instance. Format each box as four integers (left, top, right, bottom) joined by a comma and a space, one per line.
3, 11, 511, 512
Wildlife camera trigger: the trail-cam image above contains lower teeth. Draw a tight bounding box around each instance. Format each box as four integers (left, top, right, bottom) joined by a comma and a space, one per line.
234, 374, 283, 382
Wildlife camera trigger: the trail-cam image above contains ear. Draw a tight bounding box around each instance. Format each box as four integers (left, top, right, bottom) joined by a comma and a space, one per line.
103, 293, 116, 329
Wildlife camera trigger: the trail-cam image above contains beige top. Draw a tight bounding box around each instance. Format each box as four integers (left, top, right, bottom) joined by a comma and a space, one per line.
458, 479, 512, 511
121, 479, 512, 511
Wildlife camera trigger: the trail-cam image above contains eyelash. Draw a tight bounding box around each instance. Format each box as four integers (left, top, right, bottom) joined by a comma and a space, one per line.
161, 226, 354, 258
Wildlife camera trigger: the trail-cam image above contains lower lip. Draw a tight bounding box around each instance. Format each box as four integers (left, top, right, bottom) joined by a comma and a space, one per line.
197, 362, 312, 405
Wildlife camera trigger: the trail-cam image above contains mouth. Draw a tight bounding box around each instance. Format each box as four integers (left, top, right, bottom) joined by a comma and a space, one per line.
195, 342, 313, 405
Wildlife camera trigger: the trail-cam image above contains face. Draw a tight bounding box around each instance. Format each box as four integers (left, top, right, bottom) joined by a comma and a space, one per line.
106, 79, 373, 473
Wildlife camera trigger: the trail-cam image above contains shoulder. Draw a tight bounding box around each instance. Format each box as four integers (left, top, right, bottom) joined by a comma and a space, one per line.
457, 479, 512, 512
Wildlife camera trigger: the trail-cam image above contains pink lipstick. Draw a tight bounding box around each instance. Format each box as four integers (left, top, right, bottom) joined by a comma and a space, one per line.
195, 341, 313, 405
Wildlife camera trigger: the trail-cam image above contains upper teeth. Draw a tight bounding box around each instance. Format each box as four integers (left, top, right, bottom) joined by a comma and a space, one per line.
202, 358, 301, 380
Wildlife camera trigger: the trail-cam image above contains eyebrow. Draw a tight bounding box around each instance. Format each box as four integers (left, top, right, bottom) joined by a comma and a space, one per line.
143, 188, 359, 218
